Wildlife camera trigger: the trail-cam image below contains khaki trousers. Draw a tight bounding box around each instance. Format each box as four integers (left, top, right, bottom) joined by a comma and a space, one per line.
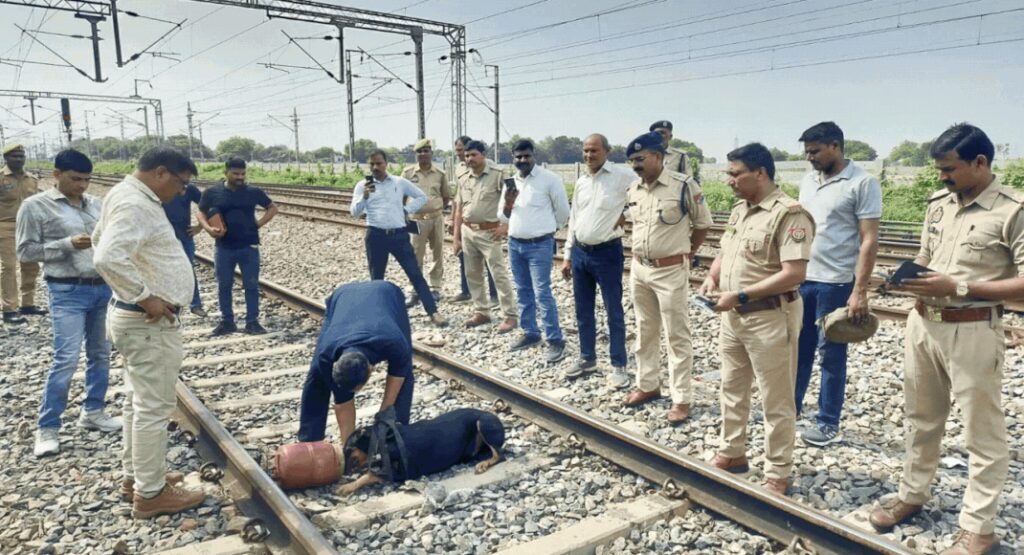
630, 262, 693, 404
108, 307, 184, 498
898, 310, 1008, 535
411, 215, 444, 290
0, 222, 39, 311
718, 298, 801, 480
461, 225, 517, 318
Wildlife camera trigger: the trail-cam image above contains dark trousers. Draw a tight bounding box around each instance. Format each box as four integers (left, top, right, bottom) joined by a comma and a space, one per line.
571, 241, 627, 367
180, 237, 202, 310
366, 227, 437, 315
215, 245, 260, 325
296, 368, 415, 442
459, 249, 497, 298
795, 280, 853, 426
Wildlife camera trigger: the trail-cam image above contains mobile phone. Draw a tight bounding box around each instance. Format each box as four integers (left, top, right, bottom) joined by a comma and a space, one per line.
888, 260, 934, 286
365, 175, 375, 192
691, 295, 716, 312
503, 177, 517, 194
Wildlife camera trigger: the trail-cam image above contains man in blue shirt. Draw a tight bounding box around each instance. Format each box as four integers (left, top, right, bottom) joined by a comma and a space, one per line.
162, 182, 205, 317
351, 149, 447, 327
298, 281, 415, 444
198, 158, 278, 336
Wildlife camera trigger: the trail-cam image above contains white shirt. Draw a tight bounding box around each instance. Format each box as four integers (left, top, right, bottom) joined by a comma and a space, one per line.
498, 165, 570, 240
564, 162, 635, 259
92, 175, 195, 307
350, 174, 427, 230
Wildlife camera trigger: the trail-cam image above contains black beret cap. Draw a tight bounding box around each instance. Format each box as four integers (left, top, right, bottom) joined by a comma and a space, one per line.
649, 120, 673, 132
626, 132, 667, 158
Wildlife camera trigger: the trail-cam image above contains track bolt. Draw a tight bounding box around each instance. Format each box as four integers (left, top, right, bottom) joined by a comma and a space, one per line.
200, 462, 224, 483
180, 430, 196, 447
242, 519, 270, 542
659, 478, 688, 500
491, 399, 509, 413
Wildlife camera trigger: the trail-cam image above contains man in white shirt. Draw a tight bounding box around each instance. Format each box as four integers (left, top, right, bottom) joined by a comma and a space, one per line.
499, 139, 570, 363
92, 147, 206, 519
560, 134, 633, 386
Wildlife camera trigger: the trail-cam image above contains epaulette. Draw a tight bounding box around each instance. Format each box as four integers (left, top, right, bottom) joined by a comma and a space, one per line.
928, 189, 952, 202
731, 198, 745, 209
400, 165, 416, 177
996, 185, 1024, 204
775, 194, 804, 213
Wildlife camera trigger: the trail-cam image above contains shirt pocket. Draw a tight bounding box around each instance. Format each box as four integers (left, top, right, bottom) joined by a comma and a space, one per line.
597, 188, 624, 211
657, 198, 684, 225
742, 228, 771, 262
958, 225, 1004, 265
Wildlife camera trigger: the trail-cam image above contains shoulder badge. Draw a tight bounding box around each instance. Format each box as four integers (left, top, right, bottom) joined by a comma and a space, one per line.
727, 211, 739, 225
788, 224, 808, 242
930, 205, 944, 223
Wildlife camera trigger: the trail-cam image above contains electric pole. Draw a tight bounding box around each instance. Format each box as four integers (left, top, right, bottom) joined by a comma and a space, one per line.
83, 110, 94, 158
486, 64, 499, 163
292, 107, 300, 166
186, 102, 195, 159
118, 116, 126, 160
195, 112, 220, 161
345, 49, 355, 162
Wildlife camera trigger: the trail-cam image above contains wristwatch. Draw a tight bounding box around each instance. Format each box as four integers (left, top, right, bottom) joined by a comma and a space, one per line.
737, 291, 749, 305
955, 281, 970, 297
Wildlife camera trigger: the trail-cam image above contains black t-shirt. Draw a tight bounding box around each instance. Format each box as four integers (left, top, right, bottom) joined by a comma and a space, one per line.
198, 181, 272, 248
162, 184, 201, 244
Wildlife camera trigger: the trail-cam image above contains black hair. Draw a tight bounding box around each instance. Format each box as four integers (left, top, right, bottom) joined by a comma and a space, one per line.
464, 140, 487, 154
54, 149, 92, 173
137, 146, 198, 175
511, 139, 535, 153
225, 157, 247, 171
368, 149, 388, 162
930, 123, 995, 166
332, 350, 370, 393
456, 135, 473, 146
798, 121, 845, 151
727, 142, 776, 181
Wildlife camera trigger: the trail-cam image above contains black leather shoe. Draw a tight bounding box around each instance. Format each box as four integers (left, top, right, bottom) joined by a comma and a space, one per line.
244, 322, 268, 335
509, 334, 541, 351
3, 311, 26, 325
19, 305, 48, 316
211, 321, 238, 336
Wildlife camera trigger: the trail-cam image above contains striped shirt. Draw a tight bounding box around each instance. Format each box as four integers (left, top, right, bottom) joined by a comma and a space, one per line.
15, 187, 103, 279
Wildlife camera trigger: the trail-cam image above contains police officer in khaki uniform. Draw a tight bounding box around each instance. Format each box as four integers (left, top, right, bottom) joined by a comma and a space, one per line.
623, 132, 712, 424
649, 120, 693, 178
452, 140, 517, 332
1, 143, 44, 324
402, 139, 450, 306
868, 124, 1019, 555
698, 143, 814, 496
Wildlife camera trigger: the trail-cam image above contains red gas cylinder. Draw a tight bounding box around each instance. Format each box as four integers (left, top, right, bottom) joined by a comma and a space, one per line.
272, 441, 345, 489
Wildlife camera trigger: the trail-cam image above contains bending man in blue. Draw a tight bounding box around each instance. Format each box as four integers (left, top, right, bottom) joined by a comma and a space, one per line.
297, 281, 414, 444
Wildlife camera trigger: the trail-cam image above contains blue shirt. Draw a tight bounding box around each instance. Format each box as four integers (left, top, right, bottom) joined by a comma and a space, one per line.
350, 174, 427, 230
297, 281, 414, 441
798, 160, 883, 283
198, 182, 273, 249
162, 184, 201, 244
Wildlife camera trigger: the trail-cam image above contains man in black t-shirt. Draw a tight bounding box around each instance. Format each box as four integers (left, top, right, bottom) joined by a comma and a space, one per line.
198, 158, 278, 335
162, 183, 205, 316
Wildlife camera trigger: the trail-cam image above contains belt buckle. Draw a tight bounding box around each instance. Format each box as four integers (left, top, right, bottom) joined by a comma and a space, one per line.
639, 257, 652, 267
925, 305, 943, 322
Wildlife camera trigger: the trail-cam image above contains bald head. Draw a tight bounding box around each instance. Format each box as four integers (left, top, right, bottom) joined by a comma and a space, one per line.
583, 134, 611, 173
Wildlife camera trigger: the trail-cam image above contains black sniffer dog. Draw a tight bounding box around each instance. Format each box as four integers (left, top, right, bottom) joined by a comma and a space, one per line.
337, 408, 505, 496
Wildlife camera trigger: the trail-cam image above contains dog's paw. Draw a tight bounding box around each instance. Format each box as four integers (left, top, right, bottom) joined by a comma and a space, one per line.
474, 461, 492, 474
335, 483, 360, 496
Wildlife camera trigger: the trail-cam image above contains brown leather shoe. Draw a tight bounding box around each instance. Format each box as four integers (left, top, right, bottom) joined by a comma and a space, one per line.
464, 313, 491, 328
763, 477, 789, 496
711, 453, 749, 474
132, 483, 205, 519
623, 388, 661, 407
868, 499, 923, 533
667, 403, 689, 424
496, 317, 517, 334
121, 471, 185, 500
940, 529, 1000, 555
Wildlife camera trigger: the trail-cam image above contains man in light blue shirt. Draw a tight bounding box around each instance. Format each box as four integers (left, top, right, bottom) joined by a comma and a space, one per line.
794, 122, 881, 448
351, 149, 447, 327
498, 139, 571, 362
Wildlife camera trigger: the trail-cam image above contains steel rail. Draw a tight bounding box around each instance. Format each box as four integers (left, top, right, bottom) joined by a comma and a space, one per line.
192, 252, 910, 555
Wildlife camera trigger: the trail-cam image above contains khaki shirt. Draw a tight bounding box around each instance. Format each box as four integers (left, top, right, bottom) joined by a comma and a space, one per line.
917, 176, 1024, 308
664, 147, 690, 176
1, 166, 40, 223
719, 187, 815, 292
627, 169, 712, 260
401, 163, 448, 215
456, 162, 505, 224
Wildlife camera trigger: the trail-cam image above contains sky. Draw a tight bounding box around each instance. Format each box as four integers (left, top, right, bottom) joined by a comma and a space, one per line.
0, 0, 1022, 161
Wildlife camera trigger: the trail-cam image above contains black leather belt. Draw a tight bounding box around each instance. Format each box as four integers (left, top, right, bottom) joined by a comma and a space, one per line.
509, 233, 554, 244
45, 275, 106, 286
110, 300, 181, 315
573, 238, 621, 252
368, 226, 407, 236
735, 291, 800, 315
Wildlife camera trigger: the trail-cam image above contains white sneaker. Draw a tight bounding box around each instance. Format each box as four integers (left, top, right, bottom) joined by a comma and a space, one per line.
608, 367, 631, 390
34, 428, 60, 457
78, 410, 123, 433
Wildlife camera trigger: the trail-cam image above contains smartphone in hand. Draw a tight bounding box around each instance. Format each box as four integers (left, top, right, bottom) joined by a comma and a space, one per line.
365, 174, 376, 193
691, 295, 717, 313
503, 177, 517, 194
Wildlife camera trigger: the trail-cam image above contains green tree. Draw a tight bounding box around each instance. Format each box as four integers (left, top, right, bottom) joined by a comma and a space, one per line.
260, 144, 293, 162
845, 139, 877, 161
887, 140, 933, 166
308, 146, 336, 162
345, 139, 379, 162
540, 135, 584, 164
770, 147, 794, 162
669, 139, 705, 163
216, 136, 262, 161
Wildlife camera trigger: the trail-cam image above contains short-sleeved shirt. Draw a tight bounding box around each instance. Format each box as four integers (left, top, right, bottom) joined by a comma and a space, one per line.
664, 147, 690, 176
916, 176, 1024, 308
719, 187, 816, 292
297, 281, 414, 441
401, 164, 448, 215
162, 184, 202, 244
799, 161, 882, 283
627, 168, 712, 260
198, 182, 272, 248
1, 167, 40, 223
456, 163, 505, 224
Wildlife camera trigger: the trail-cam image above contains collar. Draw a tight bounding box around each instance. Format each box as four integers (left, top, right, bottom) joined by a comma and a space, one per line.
469, 164, 490, 178
817, 159, 855, 186
957, 175, 1002, 211
750, 187, 784, 211
413, 164, 441, 175
44, 186, 92, 207
124, 174, 161, 205
2, 166, 22, 177
585, 162, 611, 177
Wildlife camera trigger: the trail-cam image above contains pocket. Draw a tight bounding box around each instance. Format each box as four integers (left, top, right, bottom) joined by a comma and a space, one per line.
47, 282, 77, 295
958, 237, 996, 264
657, 199, 683, 225
743, 232, 770, 261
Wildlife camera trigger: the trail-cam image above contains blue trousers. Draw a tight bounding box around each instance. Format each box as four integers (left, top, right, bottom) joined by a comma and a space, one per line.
571, 241, 627, 367
296, 367, 414, 442
215, 245, 261, 325
38, 281, 112, 429
366, 227, 437, 315
459, 250, 497, 298
795, 280, 853, 426
180, 237, 202, 310
508, 236, 562, 343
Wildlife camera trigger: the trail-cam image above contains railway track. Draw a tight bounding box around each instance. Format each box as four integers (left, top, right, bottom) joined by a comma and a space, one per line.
175, 253, 913, 554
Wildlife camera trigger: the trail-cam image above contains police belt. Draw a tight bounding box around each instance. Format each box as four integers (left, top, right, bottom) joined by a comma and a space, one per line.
914, 301, 1003, 323
110, 299, 182, 315
462, 221, 500, 231
409, 210, 442, 221
735, 291, 800, 315
633, 254, 686, 268
574, 237, 621, 253
45, 275, 106, 286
